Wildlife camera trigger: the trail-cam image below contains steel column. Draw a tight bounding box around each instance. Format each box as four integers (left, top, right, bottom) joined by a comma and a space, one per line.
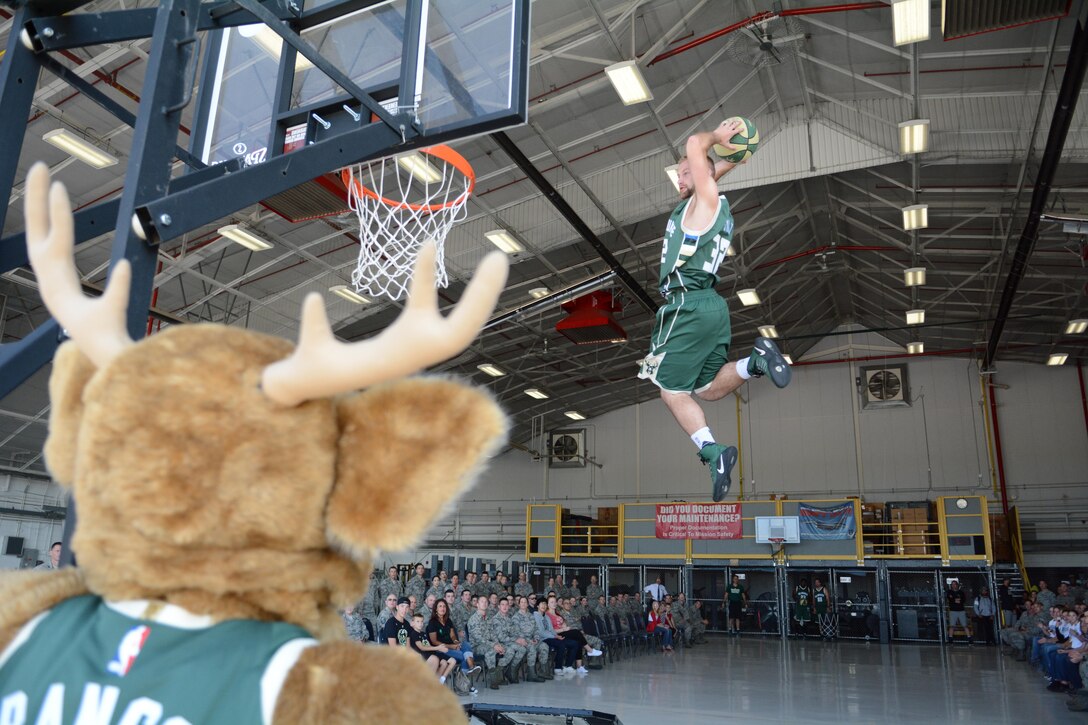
490, 130, 658, 315
0, 5, 55, 397
984, 13, 1088, 368
0, 6, 43, 236
110, 0, 202, 339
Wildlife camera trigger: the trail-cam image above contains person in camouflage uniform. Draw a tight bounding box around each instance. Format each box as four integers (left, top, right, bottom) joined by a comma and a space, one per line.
609, 596, 630, 633
569, 577, 582, 600
1068, 654, 1088, 712
467, 596, 507, 690
1036, 580, 1057, 611
1001, 601, 1044, 660
555, 575, 570, 599
449, 574, 463, 598
363, 570, 382, 619
497, 573, 512, 597
426, 576, 445, 603
405, 563, 428, 604
590, 594, 608, 618
418, 593, 436, 623
585, 575, 603, 604
672, 593, 692, 646
545, 576, 557, 598
377, 565, 403, 604
514, 571, 534, 599
478, 572, 493, 597
375, 592, 398, 632
1055, 582, 1076, 608
512, 596, 548, 681
341, 601, 372, 643
453, 590, 475, 640
464, 571, 478, 596
491, 598, 528, 684
690, 598, 709, 643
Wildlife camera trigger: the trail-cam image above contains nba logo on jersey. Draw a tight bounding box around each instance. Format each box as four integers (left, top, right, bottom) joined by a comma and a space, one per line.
107, 625, 150, 677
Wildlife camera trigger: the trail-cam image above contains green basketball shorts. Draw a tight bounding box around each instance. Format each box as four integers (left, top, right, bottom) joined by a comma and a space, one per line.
638, 288, 731, 394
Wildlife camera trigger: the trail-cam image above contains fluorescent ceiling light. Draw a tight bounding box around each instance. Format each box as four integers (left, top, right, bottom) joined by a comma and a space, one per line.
1047, 353, 1068, 366
758, 325, 779, 339
524, 388, 549, 400
477, 363, 505, 377
485, 230, 524, 254
783, 354, 794, 365
604, 59, 653, 105
329, 285, 370, 304
528, 287, 550, 299
906, 309, 925, 325
904, 267, 926, 286
396, 152, 443, 183
907, 341, 924, 354
737, 288, 761, 306
1065, 319, 1088, 335
665, 165, 680, 192
42, 129, 118, 169
892, 0, 930, 46
564, 411, 586, 421
218, 223, 273, 251
239, 24, 314, 70
899, 119, 929, 154
902, 204, 928, 231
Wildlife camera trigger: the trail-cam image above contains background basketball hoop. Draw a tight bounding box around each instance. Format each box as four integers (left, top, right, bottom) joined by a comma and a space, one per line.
341, 145, 475, 301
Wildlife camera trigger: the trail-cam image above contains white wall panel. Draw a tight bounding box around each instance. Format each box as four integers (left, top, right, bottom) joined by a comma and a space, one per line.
441, 352, 1087, 548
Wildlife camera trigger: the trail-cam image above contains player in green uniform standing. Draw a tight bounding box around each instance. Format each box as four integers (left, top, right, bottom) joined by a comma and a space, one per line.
813, 578, 833, 640
638, 120, 791, 502
725, 573, 748, 635
794, 579, 813, 637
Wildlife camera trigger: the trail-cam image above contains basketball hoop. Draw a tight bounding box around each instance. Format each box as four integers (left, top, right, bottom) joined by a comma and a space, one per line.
768, 537, 785, 556
340, 145, 475, 301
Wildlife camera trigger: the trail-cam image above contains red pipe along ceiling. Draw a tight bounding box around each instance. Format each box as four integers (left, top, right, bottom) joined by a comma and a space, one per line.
648, 2, 888, 66
752, 244, 899, 270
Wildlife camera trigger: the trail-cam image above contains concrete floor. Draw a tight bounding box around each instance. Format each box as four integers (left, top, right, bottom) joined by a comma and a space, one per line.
462, 636, 1077, 724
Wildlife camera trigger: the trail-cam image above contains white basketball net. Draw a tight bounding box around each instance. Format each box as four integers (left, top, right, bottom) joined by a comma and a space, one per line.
343, 150, 472, 301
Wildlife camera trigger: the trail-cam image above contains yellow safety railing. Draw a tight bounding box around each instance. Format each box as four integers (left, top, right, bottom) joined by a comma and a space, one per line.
525, 504, 562, 562
558, 523, 620, 558
861, 520, 942, 559
527, 496, 993, 564
1009, 506, 1031, 589
939, 496, 993, 566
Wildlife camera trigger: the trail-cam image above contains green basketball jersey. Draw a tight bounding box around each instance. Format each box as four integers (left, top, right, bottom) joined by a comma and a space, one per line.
814, 589, 829, 613
658, 194, 734, 296
0, 594, 314, 725
795, 587, 811, 607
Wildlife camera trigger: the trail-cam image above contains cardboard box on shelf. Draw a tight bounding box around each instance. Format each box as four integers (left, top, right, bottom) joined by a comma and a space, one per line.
860, 502, 885, 523
597, 507, 619, 525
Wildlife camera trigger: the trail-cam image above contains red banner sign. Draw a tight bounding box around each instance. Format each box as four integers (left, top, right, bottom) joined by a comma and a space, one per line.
655, 503, 742, 540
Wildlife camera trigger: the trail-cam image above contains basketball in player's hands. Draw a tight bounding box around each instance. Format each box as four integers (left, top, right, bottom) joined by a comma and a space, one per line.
713, 116, 760, 163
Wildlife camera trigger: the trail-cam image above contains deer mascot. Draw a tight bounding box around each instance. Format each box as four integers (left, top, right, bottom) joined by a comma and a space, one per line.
0, 163, 509, 723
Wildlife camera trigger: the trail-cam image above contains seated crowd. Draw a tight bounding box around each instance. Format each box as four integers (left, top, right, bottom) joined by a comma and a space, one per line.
339, 568, 710, 694
998, 578, 1088, 714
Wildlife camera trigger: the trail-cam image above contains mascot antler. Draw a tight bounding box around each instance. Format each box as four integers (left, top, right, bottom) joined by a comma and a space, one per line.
262, 244, 508, 406
24, 163, 134, 368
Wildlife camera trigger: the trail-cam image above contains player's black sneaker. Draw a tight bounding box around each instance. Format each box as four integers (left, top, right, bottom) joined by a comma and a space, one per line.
747, 336, 792, 388
698, 443, 738, 502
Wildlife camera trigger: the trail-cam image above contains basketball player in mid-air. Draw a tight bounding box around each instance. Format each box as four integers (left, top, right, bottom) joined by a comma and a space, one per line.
638, 119, 791, 502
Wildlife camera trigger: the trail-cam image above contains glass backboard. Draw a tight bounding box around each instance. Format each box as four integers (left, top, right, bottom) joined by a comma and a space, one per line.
193, 0, 528, 169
